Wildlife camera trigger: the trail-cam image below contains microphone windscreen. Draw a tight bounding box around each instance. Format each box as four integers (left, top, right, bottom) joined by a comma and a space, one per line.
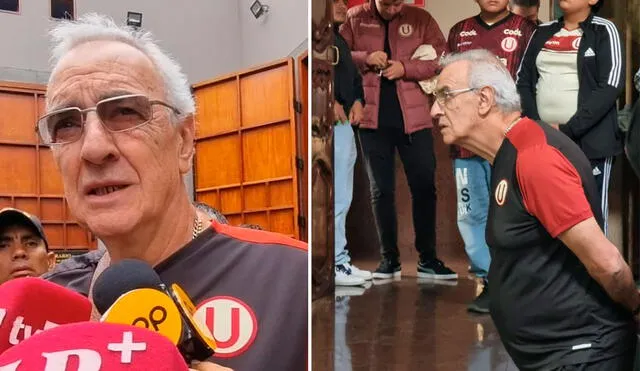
0, 322, 190, 370
92, 259, 163, 314
0, 277, 92, 353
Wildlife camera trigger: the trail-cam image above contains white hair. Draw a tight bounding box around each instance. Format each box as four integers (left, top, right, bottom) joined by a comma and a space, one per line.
440, 49, 521, 113
47, 13, 195, 121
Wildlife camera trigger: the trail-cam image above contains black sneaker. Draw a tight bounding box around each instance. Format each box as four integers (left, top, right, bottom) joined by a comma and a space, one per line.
467, 282, 490, 314
372, 260, 401, 279
417, 259, 458, 280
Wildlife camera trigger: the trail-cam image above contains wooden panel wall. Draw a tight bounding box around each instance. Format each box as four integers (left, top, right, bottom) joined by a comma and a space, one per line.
0, 82, 95, 253
192, 59, 300, 239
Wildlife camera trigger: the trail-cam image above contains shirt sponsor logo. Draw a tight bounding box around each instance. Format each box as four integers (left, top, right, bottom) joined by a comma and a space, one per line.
501, 37, 518, 52
457, 41, 473, 47
495, 179, 508, 206
360, 23, 380, 28
545, 40, 561, 46
459, 30, 477, 37
503, 29, 523, 37
195, 296, 258, 358
399, 24, 413, 37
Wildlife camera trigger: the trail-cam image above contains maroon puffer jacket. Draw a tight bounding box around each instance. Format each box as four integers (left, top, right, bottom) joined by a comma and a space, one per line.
339, 0, 446, 134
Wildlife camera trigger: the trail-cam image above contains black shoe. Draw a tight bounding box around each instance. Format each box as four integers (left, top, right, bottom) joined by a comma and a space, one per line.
467, 283, 490, 314
417, 259, 458, 280
372, 260, 401, 279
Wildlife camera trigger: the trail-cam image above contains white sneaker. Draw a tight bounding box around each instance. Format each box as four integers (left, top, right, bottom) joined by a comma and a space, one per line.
345, 263, 373, 280
335, 265, 365, 286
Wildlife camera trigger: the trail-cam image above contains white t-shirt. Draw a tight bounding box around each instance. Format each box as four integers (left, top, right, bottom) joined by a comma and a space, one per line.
535, 28, 583, 125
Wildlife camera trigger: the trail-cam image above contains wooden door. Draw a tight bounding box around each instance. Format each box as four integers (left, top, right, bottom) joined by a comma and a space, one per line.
192, 59, 301, 239
0, 82, 96, 259
296, 51, 309, 242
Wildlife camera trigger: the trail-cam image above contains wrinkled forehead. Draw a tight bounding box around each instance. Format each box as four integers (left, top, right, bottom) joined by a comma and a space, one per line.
47, 40, 164, 109
436, 60, 470, 90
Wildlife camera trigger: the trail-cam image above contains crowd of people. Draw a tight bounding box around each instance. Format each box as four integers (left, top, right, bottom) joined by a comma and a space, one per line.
333, 0, 640, 369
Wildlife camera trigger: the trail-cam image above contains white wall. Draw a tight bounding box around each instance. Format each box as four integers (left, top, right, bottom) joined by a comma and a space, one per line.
0, 0, 242, 84
0, 2, 57, 83
0, 0, 308, 84
77, 0, 242, 84
238, 0, 308, 69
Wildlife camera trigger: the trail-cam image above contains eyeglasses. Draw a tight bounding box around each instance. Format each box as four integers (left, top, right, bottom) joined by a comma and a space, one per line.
35, 94, 181, 145
432, 87, 477, 106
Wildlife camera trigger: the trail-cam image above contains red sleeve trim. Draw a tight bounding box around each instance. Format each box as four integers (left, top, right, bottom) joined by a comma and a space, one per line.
210, 221, 308, 252
546, 209, 593, 238
516, 145, 594, 238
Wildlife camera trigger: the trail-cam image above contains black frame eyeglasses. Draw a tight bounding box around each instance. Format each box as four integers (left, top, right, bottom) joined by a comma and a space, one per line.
35, 94, 181, 145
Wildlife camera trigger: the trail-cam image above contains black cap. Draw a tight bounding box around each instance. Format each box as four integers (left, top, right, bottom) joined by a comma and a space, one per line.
0, 208, 49, 250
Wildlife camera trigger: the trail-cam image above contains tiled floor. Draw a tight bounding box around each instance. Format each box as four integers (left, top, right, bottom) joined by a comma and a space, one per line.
313, 259, 518, 371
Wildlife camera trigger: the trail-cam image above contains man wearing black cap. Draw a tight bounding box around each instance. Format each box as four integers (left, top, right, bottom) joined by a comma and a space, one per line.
0, 208, 55, 285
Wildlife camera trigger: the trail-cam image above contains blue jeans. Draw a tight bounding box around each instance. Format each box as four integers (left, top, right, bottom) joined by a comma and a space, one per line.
334, 123, 357, 266
454, 158, 491, 278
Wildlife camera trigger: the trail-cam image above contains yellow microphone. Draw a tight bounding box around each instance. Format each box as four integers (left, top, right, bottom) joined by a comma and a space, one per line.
100, 287, 184, 344
92, 260, 217, 362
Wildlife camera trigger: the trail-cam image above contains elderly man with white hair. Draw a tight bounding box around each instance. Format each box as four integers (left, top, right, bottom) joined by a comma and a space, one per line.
431, 49, 638, 370
39, 14, 307, 371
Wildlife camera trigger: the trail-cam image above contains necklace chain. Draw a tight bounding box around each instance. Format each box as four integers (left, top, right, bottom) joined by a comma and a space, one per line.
504, 117, 521, 136
192, 214, 203, 240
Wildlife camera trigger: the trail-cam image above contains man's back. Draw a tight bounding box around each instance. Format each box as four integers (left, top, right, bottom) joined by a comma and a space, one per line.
487, 118, 635, 370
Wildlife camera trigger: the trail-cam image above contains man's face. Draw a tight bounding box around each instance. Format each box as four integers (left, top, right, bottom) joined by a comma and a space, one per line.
476, 0, 510, 13
0, 225, 55, 284
375, 0, 403, 20
511, 5, 539, 22
333, 0, 347, 23
558, 0, 597, 14
430, 61, 480, 145
46, 40, 194, 239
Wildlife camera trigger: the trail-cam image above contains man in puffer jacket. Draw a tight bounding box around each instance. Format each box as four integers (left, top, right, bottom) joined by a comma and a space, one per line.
340, 0, 457, 280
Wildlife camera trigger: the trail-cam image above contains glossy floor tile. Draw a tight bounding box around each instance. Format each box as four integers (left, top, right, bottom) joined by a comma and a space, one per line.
313, 260, 518, 371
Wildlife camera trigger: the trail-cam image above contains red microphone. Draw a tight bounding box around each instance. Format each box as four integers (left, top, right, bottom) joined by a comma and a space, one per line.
0, 277, 92, 353
0, 322, 190, 370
